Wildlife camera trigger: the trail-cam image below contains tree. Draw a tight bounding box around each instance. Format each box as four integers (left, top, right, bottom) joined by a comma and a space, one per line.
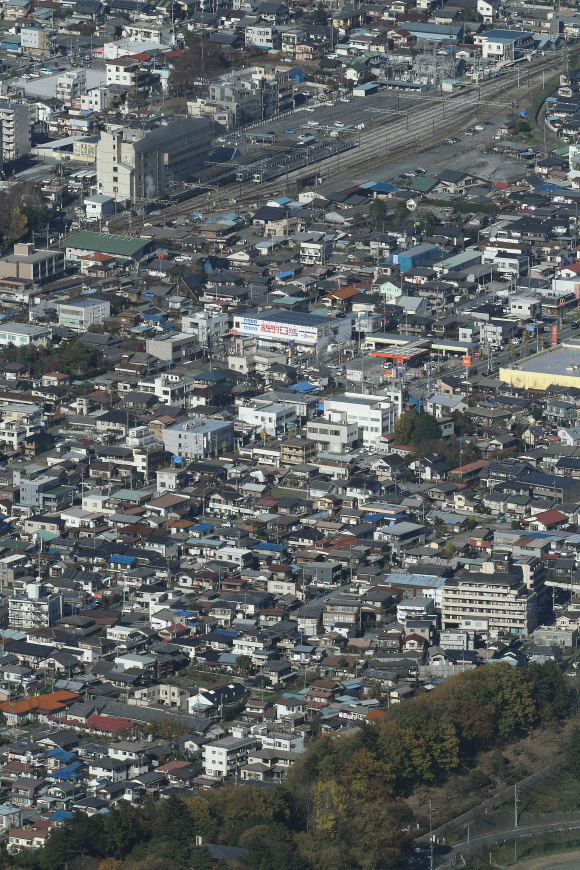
313, 2, 328, 23
393, 411, 416, 445
369, 198, 387, 228
6, 204, 27, 245
236, 655, 252, 674
515, 119, 531, 133
443, 541, 456, 558
566, 725, 580, 779
411, 412, 441, 445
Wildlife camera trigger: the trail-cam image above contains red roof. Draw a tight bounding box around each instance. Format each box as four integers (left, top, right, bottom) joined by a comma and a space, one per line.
86, 714, 133, 733
532, 509, 568, 526
560, 262, 580, 274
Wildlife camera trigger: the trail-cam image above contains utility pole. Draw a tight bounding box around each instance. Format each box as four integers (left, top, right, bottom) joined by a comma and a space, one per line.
514, 781, 519, 828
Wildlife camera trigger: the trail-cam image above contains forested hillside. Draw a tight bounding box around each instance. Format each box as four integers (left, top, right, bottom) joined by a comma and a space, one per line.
10, 662, 570, 870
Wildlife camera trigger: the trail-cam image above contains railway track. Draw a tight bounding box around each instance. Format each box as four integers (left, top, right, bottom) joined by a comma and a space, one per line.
107, 51, 565, 234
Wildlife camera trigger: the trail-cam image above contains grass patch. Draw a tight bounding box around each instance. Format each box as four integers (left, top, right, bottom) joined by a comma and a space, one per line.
465, 828, 580, 868
517, 770, 580, 814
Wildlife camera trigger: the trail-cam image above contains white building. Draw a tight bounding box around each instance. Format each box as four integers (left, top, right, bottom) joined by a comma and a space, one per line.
202, 736, 257, 779
238, 401, 296, 436
231, 309, 352, 353
84, 194, 115, 222
0, 104, 30, 162
81, 86, 110, 112
509, 295, 542, 320
323, 394, 397, 448
0, 324, 50, 348
306, 417, 359, 453
55, 70, 86, 105
9, 582, 62, 631
57, 297, 110, 331
162, 417, 234, 459
182, 310, 229, 346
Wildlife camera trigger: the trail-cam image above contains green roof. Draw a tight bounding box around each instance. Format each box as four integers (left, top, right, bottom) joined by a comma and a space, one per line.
65, 231, 151, 257
408, 176, 439, 193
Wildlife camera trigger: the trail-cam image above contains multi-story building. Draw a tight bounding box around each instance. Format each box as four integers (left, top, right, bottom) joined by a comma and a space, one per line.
0, 104, 30, 162
9, 583, 63, 631
202, 736, 257, 779
323, 394, 397, 449
238, 401, 296, 437
0, 322, 51, 349
145, 333, 200, 363
231, 309, 352, 354
441, 572, 538, 636
162, 417, 234, 459
20, 25, 51, 56
0, 243, 64, 284
280, 438, 318, 465
182, 311, 229, 347
57, 297, 110, 331
55, 70, 86, 105
80, 86, 110, 113
306, 417, 359, 453
96, 117, 212, 202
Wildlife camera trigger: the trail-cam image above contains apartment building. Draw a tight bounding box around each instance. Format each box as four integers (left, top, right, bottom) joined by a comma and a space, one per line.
0, 104, 30, 162
162, 417, 234, 459
55, 70, 86, 105
441, 572, 538, 636
145, 333, 199, 363
238, 401, 296, 437
182, 311, 229, 346
323, 394, 397, 448
203, 735, 257, 779
279, 438, 318, 465
96, 117, 212, 201
9, 583, 63, 631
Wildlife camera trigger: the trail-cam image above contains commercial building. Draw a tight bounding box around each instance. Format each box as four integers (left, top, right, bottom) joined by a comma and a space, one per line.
0, 243, 64, 284
500, 342, 580, 391
441, 572, 538, 636
0, 104, 30, 163
474, 28, 534, 60
182, 311, 229, 346
0, 323, 50, 348
323, 394, 397, 448
230, 309, 351, 353
64, 231, 151, 263
57, 297, 110, 331
390, 244, 441, 273
96, 117, 212, 202
162, 417, 234, 459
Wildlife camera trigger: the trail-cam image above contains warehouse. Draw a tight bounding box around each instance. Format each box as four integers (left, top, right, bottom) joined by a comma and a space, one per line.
230, 309, 352, 353
500, 342, 580, 391
65, 231, 152, 263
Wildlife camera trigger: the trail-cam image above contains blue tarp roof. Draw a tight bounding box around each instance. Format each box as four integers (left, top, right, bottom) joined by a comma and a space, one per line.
109, 554, 136, 565
46, 748, 77, 763
191, 522, 214, 531
276, 270, 294, 279
254, 542, 287, 552
288, 381, 318, 393
48, 811, 75, 821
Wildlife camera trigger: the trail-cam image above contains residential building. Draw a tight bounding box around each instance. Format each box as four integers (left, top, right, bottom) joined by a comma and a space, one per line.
0, 104, 30, 162
57, 297, 110, 331
202, 735, 257, 779
323, 394, 397, 448
441, 572, 538, 636
9, 583, 63, 631
162, 417, 234, 459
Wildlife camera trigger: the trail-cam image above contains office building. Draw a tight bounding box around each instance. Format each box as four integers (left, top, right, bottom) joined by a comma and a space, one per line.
0, 243, 64, 284
96, 117, 212, 202
57, 297, 110, 331
323, 394, 397, 448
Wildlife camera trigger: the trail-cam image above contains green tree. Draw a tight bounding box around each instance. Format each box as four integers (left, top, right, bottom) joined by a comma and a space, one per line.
236, 655, 252, 674
411, 412, 441, 444
313, 2, 328, 23
443, 541, 456, 558
393, 411, 416, 445
6, 204, 28, 245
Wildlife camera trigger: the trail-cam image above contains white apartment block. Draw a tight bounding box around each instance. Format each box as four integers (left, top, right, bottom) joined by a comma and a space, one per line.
0, 104, 30, 162
203, 736, 257, 779
441, 572, 538, 636
323, 394, 397, 448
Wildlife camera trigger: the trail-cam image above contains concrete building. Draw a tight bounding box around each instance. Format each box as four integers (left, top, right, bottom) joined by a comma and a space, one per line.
81, 86, 110, 112
441, 572, 538, 636
323, 394, 397, 448
162, 417, 234, 459
500, 344, 580, 391
306, 417, 359, 453
57, 297, 110, 331
96, 118, 212, 202
238, 401, 296, 437
0, 323, 50, 349
55, 70, 86, 105
231, 309, 352, 353
0, 104, 30, 162
202, 735, 257, 779
0, 243, 64, 283
9, 582, 63, 631
182, 311, 229, 346
20, 26, 51, 56
146, 333, 199, 363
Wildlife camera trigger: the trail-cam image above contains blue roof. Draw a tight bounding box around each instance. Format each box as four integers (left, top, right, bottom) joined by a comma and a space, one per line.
109, 554, 136, 565
254, 542, 287, 552
362, 513, 386, 523
276, 271, 294, 279
191, 522, 214, 532
287, 381, 318, 393
46, 748, 77, 763
48, 811, 75, 821
49, 762, 84, 781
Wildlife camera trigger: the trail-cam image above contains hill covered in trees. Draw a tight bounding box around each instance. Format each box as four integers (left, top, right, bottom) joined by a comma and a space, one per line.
9, 662, 570, 870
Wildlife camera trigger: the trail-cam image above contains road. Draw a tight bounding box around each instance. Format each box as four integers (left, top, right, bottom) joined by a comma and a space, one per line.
439, 821, 580, 866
